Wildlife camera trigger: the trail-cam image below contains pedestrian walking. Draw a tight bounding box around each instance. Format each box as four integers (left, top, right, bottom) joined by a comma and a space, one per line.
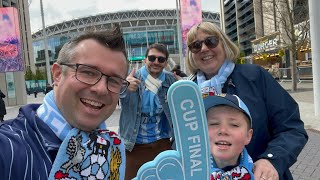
33, 89, 38, 98
44, 83, 53, 94
0, 89, 7, 122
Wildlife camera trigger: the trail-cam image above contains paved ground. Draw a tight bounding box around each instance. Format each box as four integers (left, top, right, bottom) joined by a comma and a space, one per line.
279, 82, 320, 180
4, 81, 320, 179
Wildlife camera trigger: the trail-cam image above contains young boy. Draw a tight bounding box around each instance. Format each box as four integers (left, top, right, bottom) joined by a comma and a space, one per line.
203, 94, 254, 180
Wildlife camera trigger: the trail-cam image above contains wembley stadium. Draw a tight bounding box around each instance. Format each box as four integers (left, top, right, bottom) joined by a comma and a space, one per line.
32, 9, 220, 70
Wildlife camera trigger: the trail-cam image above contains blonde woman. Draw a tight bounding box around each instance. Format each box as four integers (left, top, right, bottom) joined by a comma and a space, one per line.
186, 22, 308, 180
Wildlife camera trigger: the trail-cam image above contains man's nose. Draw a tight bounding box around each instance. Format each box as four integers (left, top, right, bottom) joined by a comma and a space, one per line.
91, 76, 109, 95
153, 58, 161, 64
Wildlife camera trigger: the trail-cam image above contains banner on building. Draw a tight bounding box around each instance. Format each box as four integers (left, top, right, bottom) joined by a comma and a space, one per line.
0, 7, 24, 72
180, 0, 202, 56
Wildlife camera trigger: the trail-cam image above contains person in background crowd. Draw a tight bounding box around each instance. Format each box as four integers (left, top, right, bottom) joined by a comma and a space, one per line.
0, 89, 6, 122
33, 87, 38, 98
171, 64, 187, 77
45, 83, 53, 94
186, 21, 308, 180
0, 25, 128, 180
119, 43, 177, 180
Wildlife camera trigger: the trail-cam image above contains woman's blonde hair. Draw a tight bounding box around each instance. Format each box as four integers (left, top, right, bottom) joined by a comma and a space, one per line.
186, 22, 240, 74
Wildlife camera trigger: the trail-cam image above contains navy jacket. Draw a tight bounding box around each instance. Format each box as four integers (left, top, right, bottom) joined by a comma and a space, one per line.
0, 104, 60, 179
189, 64, 308, 179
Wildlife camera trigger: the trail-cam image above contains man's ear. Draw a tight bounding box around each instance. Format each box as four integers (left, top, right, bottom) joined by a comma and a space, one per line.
51, 63, 62, 86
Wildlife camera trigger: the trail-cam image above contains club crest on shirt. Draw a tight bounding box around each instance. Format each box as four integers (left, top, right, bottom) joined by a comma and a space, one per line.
53, 130, 123, 180
210, 166, 252, 180
201, 86, 216, 98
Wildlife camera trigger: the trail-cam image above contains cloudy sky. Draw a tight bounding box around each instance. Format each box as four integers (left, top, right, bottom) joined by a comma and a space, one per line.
28, 0, 220, 32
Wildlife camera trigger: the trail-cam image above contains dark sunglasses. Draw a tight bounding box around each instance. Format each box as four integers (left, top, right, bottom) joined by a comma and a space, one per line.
147, 55, 167, 63
188, 36, 219, 53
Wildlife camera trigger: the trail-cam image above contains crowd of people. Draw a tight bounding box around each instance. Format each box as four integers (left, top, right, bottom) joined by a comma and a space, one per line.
0, 22, 308, 180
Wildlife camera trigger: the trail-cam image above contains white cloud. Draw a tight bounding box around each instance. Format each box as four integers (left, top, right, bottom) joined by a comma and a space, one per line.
29, 0, 220, 33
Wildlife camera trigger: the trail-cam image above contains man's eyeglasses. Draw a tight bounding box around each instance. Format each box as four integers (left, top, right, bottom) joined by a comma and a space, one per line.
147, 55, 167, 63
188, 36, 219, 53
60, 63, 130, 94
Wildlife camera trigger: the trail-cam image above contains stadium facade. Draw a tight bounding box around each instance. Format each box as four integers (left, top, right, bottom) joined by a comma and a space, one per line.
32, 9, 220, 70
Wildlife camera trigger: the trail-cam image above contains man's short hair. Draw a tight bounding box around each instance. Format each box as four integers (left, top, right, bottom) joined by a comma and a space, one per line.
57, 24, 128, 71
145, 43, 169, 60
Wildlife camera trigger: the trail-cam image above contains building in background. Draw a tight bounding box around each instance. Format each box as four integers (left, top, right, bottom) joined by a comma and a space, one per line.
31, 9, 220, 71
0, 0, 34, 106
220, 0, 255, 56
220, 0, 311, 81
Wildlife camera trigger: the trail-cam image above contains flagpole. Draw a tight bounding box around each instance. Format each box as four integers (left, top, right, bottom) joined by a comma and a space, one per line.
40, 0, 52, 84
176, 0, 185, 72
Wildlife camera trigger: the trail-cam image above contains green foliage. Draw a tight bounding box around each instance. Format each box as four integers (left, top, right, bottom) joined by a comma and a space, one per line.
35, 68, 46, 80
278, 49, 285, 57
236, 58, 245, 64
236, 51, 246, 64
239, 51, 245, 58
25, 67, 34, 80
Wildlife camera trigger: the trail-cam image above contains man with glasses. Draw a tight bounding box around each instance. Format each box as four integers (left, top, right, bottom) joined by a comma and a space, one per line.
119, 43, 177, 180
0, 26, 129, 179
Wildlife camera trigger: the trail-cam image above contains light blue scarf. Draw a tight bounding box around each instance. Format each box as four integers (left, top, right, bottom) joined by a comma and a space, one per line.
37, 91, 126, 180
210, 148, 254, 180
197, 60, 235, 97
140, 65, 165, 116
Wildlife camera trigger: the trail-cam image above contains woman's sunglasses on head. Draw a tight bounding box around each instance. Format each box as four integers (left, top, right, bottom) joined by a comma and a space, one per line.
147, 55, 167, 63
188, 36, 219, 53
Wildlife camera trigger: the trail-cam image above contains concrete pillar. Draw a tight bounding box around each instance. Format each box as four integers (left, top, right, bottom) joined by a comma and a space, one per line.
0, 72, 27, 106
309, 0, 320, 116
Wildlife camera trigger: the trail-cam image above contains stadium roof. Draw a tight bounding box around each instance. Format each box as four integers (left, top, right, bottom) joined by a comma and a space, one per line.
32, 9, 220, 41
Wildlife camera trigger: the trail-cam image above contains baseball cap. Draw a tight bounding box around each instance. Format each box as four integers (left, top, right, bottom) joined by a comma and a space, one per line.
203, 94, 252, 127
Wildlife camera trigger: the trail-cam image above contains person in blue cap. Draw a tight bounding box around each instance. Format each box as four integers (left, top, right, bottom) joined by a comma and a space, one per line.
204, 94, 254, 180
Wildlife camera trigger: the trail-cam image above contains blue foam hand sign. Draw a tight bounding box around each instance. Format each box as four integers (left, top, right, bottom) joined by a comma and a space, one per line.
133, 80, 211, 180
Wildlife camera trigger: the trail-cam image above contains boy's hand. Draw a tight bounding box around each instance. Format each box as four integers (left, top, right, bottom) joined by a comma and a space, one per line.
126, 68, 141, 92
253, 159, 279, 180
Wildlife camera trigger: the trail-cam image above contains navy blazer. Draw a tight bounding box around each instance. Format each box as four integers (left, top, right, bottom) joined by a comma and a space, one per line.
0, 104, 60, 179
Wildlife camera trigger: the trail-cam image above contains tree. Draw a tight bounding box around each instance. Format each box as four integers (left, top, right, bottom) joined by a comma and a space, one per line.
259, 0, 309, 91
236, 51, 246, 64
25, 67, 34, 80
35, 67, 46, 80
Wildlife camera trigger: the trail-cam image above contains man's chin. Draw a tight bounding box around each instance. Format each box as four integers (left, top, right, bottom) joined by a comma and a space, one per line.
74, 119, 102, 131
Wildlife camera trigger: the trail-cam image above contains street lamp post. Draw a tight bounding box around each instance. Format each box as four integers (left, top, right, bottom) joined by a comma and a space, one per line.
40, 0, 52, 85
145, 22, 149, 48
309, 0, 320, 116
